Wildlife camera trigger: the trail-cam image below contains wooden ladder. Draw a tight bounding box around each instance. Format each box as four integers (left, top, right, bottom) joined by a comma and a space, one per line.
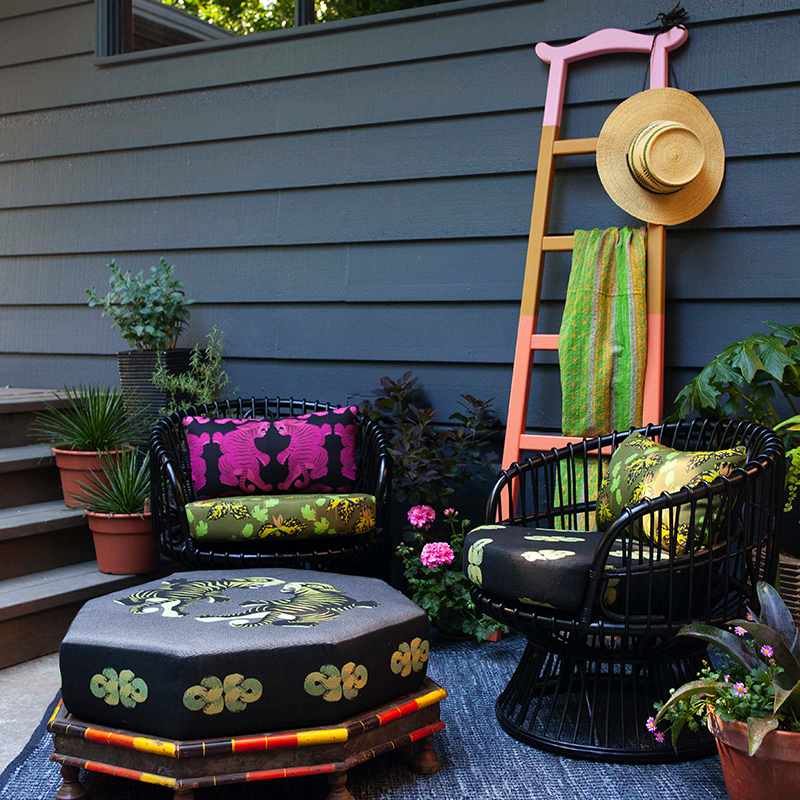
501, 27, 688, 472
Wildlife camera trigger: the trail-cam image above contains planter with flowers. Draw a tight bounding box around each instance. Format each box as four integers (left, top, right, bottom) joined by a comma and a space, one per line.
649, 581, 800, 800
363, 372, 504, 640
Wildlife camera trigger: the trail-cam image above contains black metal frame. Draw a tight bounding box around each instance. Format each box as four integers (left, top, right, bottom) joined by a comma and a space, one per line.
149, 397, 392, 571
472, 419, 785, 763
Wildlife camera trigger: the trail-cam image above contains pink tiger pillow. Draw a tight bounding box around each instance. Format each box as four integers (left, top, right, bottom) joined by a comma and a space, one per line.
183, 407, 357, 499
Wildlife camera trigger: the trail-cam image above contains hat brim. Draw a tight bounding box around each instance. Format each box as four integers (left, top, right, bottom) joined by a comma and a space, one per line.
596, 88, 725, 226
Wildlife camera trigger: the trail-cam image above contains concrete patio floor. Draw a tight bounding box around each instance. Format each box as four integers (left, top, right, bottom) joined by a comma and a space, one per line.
0, 653, 61, 773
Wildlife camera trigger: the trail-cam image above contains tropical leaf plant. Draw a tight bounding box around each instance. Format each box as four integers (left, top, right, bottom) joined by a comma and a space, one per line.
31, 385, 146, 451
652, 581, 800, 755
670, 321, 800, 510
72, 449, 150, 515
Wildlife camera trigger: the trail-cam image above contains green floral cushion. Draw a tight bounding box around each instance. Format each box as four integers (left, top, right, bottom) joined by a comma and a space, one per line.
185, 494, 376, 541
595, 432, 746, 554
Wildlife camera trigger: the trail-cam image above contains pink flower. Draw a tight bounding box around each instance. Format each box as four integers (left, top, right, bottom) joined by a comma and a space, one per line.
761, 645, 774, 659
732, 682, 748, 697
444, 508, 457, 517
724, 675, 730, 682
420, 542, 455, 568
654, 732, 665, 743
408, 505, 436, 529
645, 716, 657, 733
746, 612, 755, 621
734, 626, 747, 636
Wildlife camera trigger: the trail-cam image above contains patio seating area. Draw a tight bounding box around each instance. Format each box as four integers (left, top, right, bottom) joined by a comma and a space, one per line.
1, 1, 799, 799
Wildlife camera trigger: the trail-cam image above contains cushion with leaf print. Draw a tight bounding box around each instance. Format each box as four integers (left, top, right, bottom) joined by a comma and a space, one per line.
185, 494, 376, 540
183, 406, 358, 500
595, 432, 746, 554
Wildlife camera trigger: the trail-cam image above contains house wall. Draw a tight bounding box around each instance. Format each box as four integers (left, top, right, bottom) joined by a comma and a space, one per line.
0, 0, 798, 431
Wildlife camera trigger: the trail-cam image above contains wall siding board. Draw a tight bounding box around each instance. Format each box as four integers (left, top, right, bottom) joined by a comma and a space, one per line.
1, 0, 798, 435
0, 12, 798, 116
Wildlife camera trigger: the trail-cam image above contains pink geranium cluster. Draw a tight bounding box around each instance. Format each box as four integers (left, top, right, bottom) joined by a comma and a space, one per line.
408, 505, 436, 529
420, 541, 455, 568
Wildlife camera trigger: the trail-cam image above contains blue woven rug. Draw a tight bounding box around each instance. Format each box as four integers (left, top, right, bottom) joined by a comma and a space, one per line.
0, 633, 727, 799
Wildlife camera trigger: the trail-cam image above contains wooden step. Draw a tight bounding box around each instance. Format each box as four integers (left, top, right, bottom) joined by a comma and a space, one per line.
0, 501, 94, 580
0, 445, 62, 508
0, 388, 68, 448
0, 560, 177, 669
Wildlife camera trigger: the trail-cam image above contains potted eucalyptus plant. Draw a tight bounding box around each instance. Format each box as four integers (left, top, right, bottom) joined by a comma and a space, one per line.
650, 581, 800, 800
87, 257, 194, 424
73, 448, 158, 575
31, 385, 144, 508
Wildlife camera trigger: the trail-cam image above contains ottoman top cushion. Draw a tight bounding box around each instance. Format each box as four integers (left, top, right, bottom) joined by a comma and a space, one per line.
60, 569, 430, 739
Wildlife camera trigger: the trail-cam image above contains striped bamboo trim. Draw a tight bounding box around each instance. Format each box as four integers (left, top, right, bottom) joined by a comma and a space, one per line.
50, 754, 177, 789
48, 685, 448, 760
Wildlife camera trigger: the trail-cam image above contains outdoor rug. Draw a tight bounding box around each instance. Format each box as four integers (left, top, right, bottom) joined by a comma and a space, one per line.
0, 632, 728, 800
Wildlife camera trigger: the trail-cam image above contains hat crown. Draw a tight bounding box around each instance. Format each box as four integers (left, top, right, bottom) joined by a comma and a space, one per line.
627, 120, 705, 195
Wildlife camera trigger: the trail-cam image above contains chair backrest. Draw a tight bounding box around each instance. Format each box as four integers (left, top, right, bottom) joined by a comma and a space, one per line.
488, 419, 785, 634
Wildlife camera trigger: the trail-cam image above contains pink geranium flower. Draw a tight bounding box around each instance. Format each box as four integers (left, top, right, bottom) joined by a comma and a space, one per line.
420, 542, 455, 568
408, 505, 436, 529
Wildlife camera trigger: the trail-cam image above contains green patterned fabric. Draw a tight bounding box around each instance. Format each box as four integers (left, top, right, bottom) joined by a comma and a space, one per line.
595, 432, 746, 554
559, 227, 647, 437
185, 494, 376, 541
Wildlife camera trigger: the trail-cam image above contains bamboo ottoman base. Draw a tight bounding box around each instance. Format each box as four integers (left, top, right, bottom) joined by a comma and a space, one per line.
48, 677, 446, 800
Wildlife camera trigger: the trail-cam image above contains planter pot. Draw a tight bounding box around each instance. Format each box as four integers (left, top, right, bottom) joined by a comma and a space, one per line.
117, 348, 191, 425
708, 711, 800, 800
86, 511, 159, 575
52, 448, 126, 508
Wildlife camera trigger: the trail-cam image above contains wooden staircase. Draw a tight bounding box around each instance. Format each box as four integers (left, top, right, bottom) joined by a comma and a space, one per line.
0, 389, 168, 669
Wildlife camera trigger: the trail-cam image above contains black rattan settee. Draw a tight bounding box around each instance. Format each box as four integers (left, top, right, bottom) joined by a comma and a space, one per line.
150, 397, 391, 572
465, 419, 784, 763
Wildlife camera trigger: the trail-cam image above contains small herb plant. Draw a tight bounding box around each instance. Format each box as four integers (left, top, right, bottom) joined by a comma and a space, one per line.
87, 258, 194, 351
671, 321, 800, 510
650, 581, 800, 755
73, 448, 150, 515
398, 507, 507, 642
31, 385, 145, 452
152, 326, 234, 414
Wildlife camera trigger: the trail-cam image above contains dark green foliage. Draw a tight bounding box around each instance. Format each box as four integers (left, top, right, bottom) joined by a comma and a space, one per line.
73, 449, 150, 515
362, 371, 500, 506
152, 326, 233, 414
87, 258, 194, 351
653, 581, 800, 755
31, 385, 146, 452
671, 321, 800, 510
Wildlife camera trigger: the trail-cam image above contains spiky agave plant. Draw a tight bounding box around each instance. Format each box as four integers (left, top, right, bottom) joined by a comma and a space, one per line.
73, 449, 150, 515
651, 581, 800, 755
31, 384, 145, 451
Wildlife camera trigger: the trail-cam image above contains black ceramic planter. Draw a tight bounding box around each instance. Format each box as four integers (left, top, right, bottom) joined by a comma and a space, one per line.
117, 348, 191, 431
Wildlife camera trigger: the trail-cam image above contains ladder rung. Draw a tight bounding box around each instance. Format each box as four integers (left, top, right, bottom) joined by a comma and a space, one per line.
519, 433, 613, 456
531, 334, 559, 350
553, 137, 599, 155
542, 235, 574, 251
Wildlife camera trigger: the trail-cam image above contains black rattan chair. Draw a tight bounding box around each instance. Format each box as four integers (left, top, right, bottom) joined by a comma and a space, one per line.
467, 419, 784, 763
150, 397, 391, 572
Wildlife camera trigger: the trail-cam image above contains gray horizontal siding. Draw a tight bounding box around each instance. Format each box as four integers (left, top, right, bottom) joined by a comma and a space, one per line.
0, 0, 798, 432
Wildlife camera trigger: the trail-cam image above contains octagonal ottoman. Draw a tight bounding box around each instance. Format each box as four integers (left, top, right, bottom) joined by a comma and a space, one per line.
52, 569, 445, 800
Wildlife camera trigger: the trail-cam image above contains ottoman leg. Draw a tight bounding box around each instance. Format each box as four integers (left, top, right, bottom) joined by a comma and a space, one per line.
409, 734, 440, 775
55, 764, 88, 800
325, 770, 355, 800
174, 789, 195, 800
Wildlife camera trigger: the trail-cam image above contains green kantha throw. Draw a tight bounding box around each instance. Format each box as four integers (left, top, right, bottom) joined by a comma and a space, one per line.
559, 227, 647, 437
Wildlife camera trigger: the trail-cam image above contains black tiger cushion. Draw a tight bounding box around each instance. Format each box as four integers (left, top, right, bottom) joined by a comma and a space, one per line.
60, 569, 430, 739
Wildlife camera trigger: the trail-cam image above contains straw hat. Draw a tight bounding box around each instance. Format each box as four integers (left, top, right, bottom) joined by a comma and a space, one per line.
596, 87, 725, 226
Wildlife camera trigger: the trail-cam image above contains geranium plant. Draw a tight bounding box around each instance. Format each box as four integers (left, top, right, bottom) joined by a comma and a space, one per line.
649, 581, 800, 755
397, 506, 507, 642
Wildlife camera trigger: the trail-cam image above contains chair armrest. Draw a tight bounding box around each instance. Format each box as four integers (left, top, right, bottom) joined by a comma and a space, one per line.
355, 416, 392, 527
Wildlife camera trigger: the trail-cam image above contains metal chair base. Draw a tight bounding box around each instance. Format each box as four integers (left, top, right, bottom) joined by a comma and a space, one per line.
495, 639, 718, 764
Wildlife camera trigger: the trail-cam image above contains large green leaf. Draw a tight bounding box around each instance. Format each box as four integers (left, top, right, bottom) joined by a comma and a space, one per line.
678, 624, 760, 671
654, 679, 727, 724
752, 334, 794, 382
773, 677, 800, 716
765, 321, 800, 345
727, 620, 800, 684
747, 716, 779, 756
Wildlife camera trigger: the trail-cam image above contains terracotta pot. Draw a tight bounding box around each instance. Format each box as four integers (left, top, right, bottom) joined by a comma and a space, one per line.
52, 448, 127, 508
86, 512, 159, 575
708, 711, 800, 800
